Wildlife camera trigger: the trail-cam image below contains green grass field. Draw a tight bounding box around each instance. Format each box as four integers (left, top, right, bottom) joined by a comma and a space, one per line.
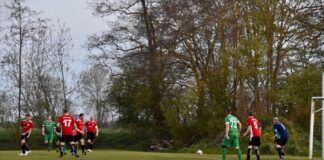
0, 150, 319, 160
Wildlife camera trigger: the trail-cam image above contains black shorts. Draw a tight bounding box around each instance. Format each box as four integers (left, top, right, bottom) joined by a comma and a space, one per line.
87, 133, 95, 141
61, 135, 74, 143
21, 132, 30, 141
249, 137, 261, 146
74, 134, 84, 142
276, 138, 288, 146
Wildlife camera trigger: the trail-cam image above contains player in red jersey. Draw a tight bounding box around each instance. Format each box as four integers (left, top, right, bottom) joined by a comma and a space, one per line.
57, 109, 79, 157
19, 114, 33, 156
243, 111, 261, 160
85, 116, 99, 152
74, 113, 86, 155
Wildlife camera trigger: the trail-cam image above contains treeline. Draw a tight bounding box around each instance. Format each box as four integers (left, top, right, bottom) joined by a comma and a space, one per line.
0, 0, 323, 148
86, 0, 323, 145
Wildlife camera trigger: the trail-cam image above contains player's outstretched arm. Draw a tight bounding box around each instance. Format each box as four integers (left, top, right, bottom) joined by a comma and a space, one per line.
41, 125, 45, 136
95, 126, 99, 137
225, 123, 230, 139
243, 125, 251, 137
237, 121, 242, 135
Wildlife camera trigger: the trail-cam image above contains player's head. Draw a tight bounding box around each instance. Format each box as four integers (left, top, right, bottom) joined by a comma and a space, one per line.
248, 111, 253, 116
63, 109, 69, 114
26, 114, 32, 120
226, 108, 232, 115
90, 116, 94, 121
47, 115, 52, 121
79, 113, 85, 120
273, 117, 279, 124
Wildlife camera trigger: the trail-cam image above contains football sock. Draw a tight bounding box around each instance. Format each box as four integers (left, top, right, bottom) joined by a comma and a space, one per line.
246, 148, 252, 160
59, 145, 64, 156
255, 149, 260, 160
277, 148, 282, 157
48, 143, 52, 150
25, 143, 30, 151
89, 143, 93, 150
280, 148, 285, 157
75, 144, 78, 154
81, 145, 85, 152
21, 143, 26, 154
222, 147, 227, 160
237, 148, 242, 160
71, 144, 76, 154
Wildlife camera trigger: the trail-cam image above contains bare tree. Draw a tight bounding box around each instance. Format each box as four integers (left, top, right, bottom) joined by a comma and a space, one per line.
3, 0, 42, 133
78, 64, 111, 126
50, 22, 73, 111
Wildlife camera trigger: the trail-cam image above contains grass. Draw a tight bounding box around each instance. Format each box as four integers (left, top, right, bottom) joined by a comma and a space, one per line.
0, 150, 320, 160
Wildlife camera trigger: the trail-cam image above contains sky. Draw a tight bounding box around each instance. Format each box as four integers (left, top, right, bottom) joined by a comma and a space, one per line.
0, 0, 109, 114
18, 0, 107, 74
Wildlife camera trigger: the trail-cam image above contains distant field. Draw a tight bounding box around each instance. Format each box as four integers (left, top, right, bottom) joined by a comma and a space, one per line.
0, 150, 320, 160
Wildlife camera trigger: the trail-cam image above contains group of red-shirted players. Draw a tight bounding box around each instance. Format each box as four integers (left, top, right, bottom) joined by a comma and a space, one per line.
19, 109, 99, 158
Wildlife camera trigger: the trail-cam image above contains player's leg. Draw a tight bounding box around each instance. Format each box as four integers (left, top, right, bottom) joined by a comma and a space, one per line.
74, 135, 80, 155
59, 136, 66, 157
254, 137, 261, 160
87, 133, 93, 152
246, 137, 253, 160
44, 134, 50, 151
232, 135, 242, 160
91, 133, 96, 150
246, 145, 252, 160
276, 144, 282, 158
24, 133, 31, 154
254, 146, 260, 160
20, 135, 27, 155
55, 139, 59, 152
221, 136, 229, 160
48, 134, 54, 151
80, 136, 86, 155
279, 139, 287, 159
69, 136, 79, 157
276, 139, 286, 159
44, 134, 49, 149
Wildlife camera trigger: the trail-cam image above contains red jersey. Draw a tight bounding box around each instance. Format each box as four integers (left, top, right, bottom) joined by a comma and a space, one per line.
247, 116, 261, 137
21, 120, 33, 134
75, 119, 85, 135
85, 121, 97, 133
58, 114, 75, 136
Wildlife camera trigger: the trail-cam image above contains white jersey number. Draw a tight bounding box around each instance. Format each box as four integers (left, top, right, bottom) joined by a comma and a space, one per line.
63, 119, 72, 127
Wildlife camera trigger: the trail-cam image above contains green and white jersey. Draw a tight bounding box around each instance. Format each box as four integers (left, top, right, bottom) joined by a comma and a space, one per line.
225, 114, 240, 135
43, 120, 56, 134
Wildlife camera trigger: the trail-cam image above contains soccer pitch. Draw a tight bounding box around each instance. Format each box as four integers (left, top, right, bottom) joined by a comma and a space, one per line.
0, 150, 319, 160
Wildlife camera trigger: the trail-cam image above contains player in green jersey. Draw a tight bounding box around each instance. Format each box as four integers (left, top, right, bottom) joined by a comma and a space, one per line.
222, 108, 242, 160
42, 115, 56, 151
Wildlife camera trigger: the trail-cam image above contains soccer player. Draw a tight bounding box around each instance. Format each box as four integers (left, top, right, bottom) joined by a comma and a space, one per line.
19, 114, 33, 156
42, 115, 56, 151
273, 117, 288, 159
85, 116, 99, 152
222, 108, 242, 160
75, 113, 87, 155
243, 112, 261, 160
57, 109, 79, 157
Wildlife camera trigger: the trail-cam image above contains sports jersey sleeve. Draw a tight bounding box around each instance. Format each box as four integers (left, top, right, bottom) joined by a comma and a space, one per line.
247, 118, 252, 125
225, 117, 229, 125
